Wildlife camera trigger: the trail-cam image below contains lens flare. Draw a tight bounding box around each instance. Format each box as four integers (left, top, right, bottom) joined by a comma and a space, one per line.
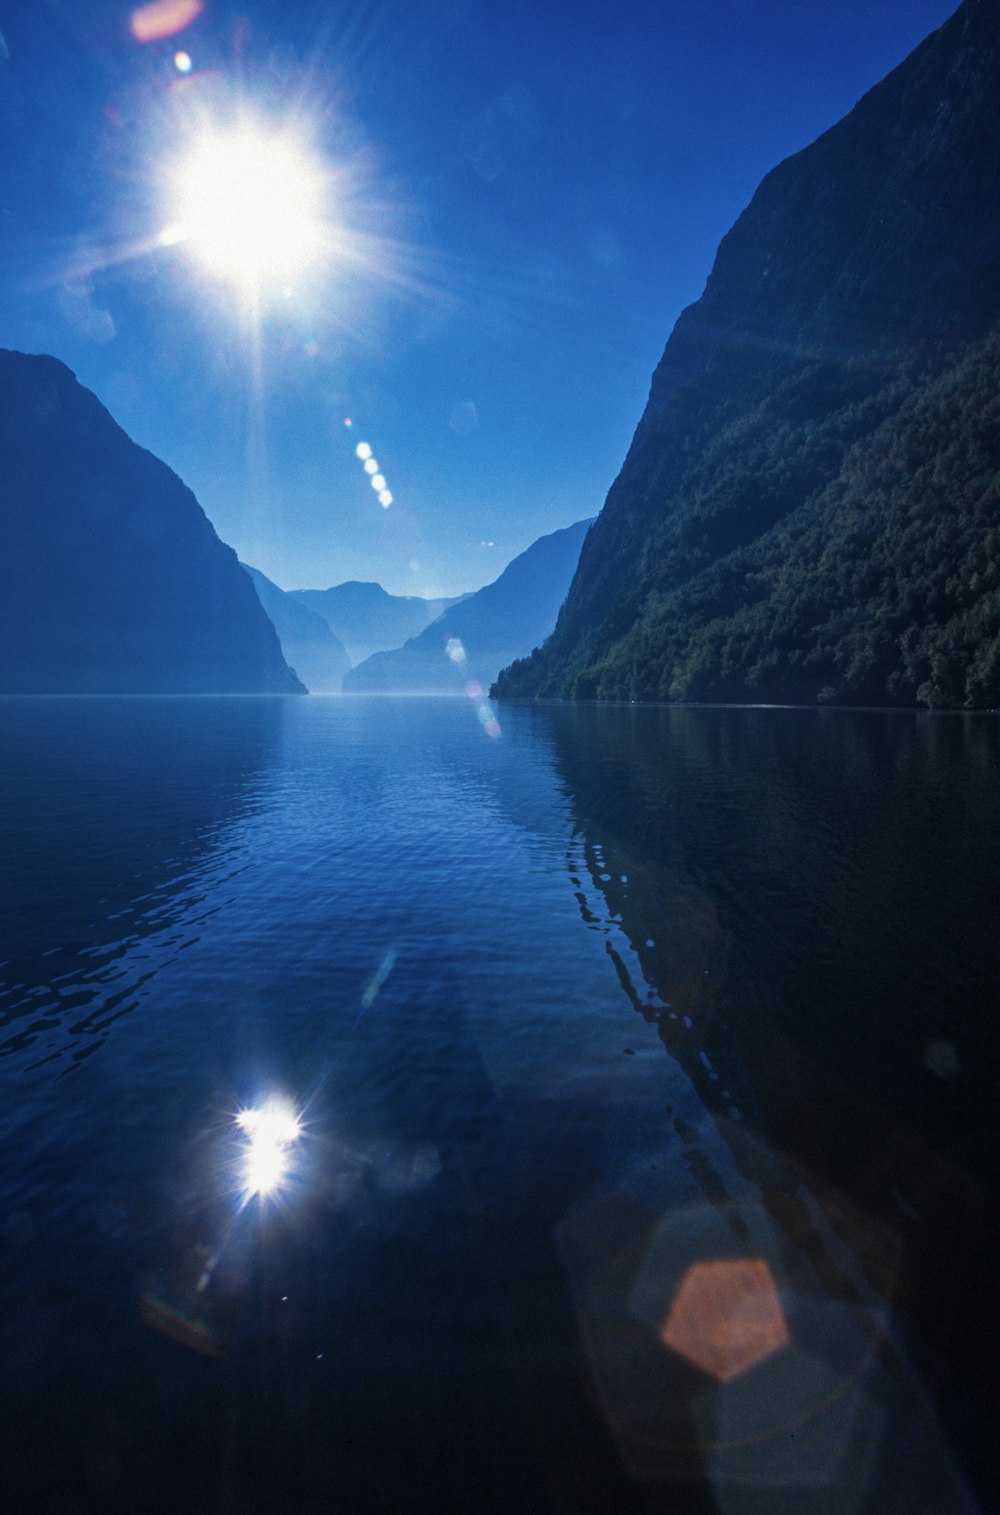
476, 702, 502, 739
131, 0, 203, 43
351, 436, 395, 508
662, 1258, 790, 1381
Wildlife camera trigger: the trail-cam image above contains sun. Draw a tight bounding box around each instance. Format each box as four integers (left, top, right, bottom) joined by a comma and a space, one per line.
166, 123, 327, 293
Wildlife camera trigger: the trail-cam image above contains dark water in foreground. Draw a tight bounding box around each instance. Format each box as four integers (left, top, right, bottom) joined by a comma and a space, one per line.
0, 697, 995, 1515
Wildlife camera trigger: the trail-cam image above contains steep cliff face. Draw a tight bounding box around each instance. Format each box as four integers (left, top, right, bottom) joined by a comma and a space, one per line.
496, 0, 1000, 707
344, 518, 592, 693
242, 564, 351, 692
0, 351, 304, 694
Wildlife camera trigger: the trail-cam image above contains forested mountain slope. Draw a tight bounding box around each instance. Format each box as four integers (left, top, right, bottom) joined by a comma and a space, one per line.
495, 0, 1000, 707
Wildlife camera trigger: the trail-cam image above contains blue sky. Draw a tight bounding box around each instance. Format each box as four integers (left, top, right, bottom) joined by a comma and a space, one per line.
0, 0, 957, 596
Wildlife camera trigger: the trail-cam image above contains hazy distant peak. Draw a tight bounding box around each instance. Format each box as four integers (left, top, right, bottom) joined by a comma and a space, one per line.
303, 579, 452, 607
343, 517, 593, 694
290, 579, 458, 666
242, 563, 351, 693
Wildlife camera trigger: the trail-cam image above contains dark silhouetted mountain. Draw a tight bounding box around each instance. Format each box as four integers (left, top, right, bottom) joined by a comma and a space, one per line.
495, 0, 1000, 709
242, 564, 351, 692
291, 581, 460, 666
343, 519, 593, 693
0, 350, 304, 694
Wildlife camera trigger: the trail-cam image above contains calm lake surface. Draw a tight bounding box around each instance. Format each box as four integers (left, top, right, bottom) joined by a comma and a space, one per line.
0, 696, 995, 1515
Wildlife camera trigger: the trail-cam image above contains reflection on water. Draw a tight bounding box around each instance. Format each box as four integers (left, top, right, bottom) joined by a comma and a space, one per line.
0, 697, 993, 1514
537, 703, 995, 1511
0, 697, 284, 1073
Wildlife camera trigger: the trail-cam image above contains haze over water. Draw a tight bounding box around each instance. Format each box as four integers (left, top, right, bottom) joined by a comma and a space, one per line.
0, 696, 993, 1513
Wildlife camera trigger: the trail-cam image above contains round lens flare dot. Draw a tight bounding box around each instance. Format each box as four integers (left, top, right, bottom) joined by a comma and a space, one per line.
352, 437, 394, 508
174, 51, 193, 73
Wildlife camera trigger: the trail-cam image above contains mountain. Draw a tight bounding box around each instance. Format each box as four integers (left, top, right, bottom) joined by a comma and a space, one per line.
495, 0, 1000, 709
290, 582, 459, 666
343, 519, 594, 693
242, 564, 351, 692
0, 350, 304, 694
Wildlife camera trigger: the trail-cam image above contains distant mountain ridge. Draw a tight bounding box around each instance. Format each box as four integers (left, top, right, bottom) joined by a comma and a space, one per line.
242, 565, 351, 693
344, 519, 593, 693
291, 581, 460, 667
496, 0, 1000, 708
0, 350, 303, 694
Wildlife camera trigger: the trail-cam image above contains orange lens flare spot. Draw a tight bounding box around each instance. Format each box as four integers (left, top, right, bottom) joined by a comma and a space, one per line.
140, 1293, 222, 1358
661, 1258, 789, 1382
130, 0, 203, 44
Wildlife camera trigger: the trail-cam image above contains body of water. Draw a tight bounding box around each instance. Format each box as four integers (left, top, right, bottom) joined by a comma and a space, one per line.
0, 696, 994, 1514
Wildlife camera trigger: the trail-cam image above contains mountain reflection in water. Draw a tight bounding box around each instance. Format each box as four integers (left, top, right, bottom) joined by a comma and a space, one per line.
540, 703, 994, 1509
0, 697, 993, 1515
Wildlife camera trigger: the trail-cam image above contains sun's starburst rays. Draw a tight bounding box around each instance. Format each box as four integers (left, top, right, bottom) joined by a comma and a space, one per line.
166, 121, 329, 296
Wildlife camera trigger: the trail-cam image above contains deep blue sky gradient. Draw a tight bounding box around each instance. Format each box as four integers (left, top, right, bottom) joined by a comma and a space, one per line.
0, 0, 958, 595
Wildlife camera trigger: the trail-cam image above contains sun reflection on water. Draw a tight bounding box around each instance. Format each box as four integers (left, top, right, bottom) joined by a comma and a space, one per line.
234, 1096, 304, 1202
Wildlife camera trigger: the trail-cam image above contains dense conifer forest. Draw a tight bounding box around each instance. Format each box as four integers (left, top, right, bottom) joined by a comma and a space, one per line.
501, 326, 1000, 707
495, 0, 1000, 708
